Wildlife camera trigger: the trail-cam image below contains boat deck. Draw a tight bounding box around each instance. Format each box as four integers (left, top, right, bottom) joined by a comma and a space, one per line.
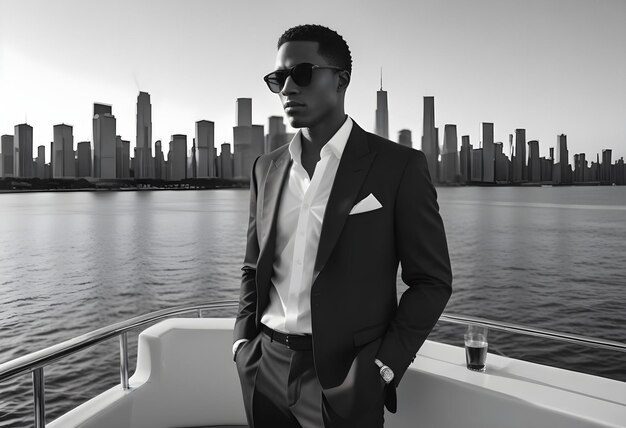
47, 318, 626, 428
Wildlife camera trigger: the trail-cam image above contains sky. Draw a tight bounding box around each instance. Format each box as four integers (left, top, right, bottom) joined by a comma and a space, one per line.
1, 0, 625, 164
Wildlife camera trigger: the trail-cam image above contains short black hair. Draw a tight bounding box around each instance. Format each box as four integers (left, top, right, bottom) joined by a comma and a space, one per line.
277, 24, 352, 75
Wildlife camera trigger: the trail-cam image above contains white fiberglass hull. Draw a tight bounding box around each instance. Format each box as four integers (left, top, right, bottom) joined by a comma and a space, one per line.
49, 318, 626, 428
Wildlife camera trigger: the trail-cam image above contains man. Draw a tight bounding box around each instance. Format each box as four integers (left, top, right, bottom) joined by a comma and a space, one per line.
233, 24, 452, 428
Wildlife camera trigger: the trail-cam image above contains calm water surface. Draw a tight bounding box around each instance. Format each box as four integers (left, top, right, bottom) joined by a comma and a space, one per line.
1, 186, 625, 426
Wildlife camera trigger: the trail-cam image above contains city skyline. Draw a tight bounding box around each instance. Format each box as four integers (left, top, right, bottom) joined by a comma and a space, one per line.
1, 0, 625, 163
1, 89, 624, 186
1, 85, 623, 168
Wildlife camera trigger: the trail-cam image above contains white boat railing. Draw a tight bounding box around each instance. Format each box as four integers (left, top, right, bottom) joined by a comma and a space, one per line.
0, 300, 239, 428
1, 299, 625, 428
439, 313, 626, 353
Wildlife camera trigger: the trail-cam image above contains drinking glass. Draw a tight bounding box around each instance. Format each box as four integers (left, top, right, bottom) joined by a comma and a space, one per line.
464, 325, 488, 372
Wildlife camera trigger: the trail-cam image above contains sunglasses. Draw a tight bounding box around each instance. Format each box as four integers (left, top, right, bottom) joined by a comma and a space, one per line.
263, 62, 347, 93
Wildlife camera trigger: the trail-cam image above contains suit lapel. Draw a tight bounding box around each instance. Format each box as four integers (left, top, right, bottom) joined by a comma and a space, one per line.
256, 120, 376, 291
258, 146, 291, 255
312, 122, 376, 287
257, 145, 291, 287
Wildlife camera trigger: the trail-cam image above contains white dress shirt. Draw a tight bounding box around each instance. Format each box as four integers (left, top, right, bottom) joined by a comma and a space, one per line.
233, 115, 353, 355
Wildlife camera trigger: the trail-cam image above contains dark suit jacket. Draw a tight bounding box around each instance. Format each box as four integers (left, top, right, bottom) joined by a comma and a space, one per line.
233, 119, 452, 420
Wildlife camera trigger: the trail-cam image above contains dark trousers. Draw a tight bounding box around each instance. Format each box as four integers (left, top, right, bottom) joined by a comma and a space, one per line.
235, 326, 386, 428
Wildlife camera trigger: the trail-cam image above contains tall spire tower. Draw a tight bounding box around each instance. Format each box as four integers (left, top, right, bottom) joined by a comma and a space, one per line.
375, 68, 389, 139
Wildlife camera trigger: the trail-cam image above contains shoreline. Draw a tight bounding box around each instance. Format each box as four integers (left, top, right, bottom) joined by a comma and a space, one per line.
0, 178, 621, 194
0, 186, 248, 194
2, 182, 621, 194
0, 177, 250, 194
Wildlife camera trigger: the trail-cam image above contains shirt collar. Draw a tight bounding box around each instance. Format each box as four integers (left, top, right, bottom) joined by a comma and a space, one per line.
288, 115, 353, 165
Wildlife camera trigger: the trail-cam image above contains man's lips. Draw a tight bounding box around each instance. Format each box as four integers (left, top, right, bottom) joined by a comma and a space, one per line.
284, 101, 306, 109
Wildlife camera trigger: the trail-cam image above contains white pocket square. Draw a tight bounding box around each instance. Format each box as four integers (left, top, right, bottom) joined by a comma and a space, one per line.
349, 193, 383, 215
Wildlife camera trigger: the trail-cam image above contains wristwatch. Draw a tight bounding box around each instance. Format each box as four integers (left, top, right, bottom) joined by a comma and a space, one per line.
374, 358, 394, 384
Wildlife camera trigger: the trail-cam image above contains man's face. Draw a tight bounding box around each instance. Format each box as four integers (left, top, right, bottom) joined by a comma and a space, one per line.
274, 41, 344, 128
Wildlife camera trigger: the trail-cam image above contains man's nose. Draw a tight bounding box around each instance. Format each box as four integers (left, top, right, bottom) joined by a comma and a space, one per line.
281, 75, 300, 95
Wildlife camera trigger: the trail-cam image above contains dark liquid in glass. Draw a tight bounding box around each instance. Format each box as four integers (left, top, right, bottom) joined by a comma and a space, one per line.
465, 341, 487, 371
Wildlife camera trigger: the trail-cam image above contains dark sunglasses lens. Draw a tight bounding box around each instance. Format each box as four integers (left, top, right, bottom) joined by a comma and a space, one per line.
265, 64, 315, 92
266, 72, 285, 93
292, 63, 313, 86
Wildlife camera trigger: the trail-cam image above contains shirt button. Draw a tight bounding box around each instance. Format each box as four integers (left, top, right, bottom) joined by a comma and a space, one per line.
302, 203, 309, 210
296, 259, 302, 265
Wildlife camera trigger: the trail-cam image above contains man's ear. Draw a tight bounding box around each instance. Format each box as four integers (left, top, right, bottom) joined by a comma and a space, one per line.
337, 70, 351, 93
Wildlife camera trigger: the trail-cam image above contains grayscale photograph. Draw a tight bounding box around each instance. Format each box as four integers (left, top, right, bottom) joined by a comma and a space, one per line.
1, 0, 625, 427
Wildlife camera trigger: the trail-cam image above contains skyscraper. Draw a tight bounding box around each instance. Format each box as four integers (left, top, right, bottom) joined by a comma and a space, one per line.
553, 134, 569, 184
573, 153, 587, 183
220, 142, 233, 179
481, 122, 495, 183
459, 135, 472, 183
615, 157, 625, 185
397, 129, 412, 148
116, 136, 130, 178
237, 98, 252, 127
421, 96, 438, 182
136, 92, 153, 179
233, 98, 263, 179
513, 129, 527, 182
14, 123, 34, 178
53, 124, 75, 178
35, 145, 46, 178
601, 149, 612, 184
77, 142, 92, 178
494, 142, 510, 182
93, 104, 116, 179
154, 140, 165, 180
1, 135, 14, 177
375, 70, 389, 139
94, 104, 111, 116
169, 134, 187, 181
196, 120, 215, 178
267, 116, 288, 153
470, 148, 483, 182
441, 124, 459, 183
527, 140, 541, 182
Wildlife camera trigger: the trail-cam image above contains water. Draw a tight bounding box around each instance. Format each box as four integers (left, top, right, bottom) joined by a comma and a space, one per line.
1, 186, 625, 426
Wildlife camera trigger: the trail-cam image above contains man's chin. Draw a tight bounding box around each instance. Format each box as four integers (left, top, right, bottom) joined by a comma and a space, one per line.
285, 114, 311, 129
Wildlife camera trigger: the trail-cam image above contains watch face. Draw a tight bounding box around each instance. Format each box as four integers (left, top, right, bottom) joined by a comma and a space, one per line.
381, 367, 394, 383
